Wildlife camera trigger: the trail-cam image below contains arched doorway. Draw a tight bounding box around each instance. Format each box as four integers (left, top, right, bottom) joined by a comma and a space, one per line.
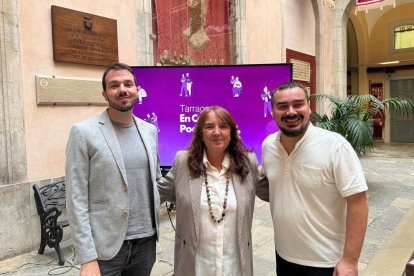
343, 0, 414, 142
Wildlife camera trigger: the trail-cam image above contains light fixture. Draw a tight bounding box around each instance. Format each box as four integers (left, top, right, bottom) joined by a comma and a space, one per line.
378, 61, 400, 65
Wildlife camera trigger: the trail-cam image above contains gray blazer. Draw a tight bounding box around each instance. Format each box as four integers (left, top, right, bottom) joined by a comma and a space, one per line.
65, 110, 161, 265
158, 151, 266, 276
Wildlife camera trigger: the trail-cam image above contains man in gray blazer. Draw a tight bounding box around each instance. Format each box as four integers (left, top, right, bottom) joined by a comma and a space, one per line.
66, 63, 161, 276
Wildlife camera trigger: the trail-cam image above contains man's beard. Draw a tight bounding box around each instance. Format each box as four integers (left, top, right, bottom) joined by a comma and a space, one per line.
279, 115, 310, 137
107, 97, 137, 112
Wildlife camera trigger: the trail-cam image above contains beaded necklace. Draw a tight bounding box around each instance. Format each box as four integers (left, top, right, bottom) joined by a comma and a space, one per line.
203, 171, 230, 223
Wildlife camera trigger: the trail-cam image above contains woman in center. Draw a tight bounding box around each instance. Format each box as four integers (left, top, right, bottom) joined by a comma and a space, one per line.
158, 106, 267, 276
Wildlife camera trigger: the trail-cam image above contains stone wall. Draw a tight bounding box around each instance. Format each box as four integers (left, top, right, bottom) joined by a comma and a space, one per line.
18, 0, 153, 181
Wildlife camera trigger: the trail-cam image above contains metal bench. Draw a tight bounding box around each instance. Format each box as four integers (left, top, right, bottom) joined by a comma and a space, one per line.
33, 180, 69, 265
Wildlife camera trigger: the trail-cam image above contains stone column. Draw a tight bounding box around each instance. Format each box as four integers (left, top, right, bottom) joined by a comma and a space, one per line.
333, 0, 356, 98
232, 0, 246, 64
333, 6, 348, 98
0, 1, 27, 185
358, 65, 369, 94
135, 0, 154, 65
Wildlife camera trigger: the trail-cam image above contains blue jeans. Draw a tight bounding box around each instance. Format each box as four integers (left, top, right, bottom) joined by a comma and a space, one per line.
98, 234, 156, 276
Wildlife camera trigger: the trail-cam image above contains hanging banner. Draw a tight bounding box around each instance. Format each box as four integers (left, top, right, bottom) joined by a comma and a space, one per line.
355, 0, 395, 11
154, 0, 233, 66
356, 0, 383, 5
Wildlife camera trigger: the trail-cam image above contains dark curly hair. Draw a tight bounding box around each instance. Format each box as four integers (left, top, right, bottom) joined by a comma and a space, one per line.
187, 106, 251, 181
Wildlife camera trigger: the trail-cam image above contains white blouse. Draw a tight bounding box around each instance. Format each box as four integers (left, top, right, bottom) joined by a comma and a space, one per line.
195, 153, 241, 276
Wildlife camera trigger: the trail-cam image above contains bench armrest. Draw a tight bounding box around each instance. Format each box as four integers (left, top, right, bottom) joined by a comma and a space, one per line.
43, 206, 63, 218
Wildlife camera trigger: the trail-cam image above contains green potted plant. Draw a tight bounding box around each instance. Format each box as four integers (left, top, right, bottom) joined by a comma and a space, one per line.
310, 94, 414, 155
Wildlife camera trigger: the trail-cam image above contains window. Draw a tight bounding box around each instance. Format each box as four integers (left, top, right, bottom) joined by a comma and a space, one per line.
389, 20, 414, 53
394, 24, 414, 50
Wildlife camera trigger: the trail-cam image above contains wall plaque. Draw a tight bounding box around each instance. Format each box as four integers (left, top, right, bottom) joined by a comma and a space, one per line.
290, 58, 311, 82
52, 6, 118, 66
35, 75, 107, 105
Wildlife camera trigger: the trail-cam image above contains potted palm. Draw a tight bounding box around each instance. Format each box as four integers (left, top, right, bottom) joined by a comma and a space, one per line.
310, 94, 414, 155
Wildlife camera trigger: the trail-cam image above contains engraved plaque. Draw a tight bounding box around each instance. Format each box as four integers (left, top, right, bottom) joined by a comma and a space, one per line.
52, 6, 118, 66
291, 58, 311, 82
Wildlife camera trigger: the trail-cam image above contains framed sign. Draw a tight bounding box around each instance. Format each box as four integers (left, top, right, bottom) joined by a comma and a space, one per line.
51, 6, 118, 66
286, 48, 316, 111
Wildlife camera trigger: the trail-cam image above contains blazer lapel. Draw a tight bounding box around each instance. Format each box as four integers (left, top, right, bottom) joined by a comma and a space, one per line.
98, 111, 128, 185
134, 117, 155, 182
189, 175, 203, 244
233, 173, 245, 245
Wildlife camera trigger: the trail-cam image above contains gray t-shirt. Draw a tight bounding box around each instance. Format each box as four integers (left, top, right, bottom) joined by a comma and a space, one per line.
112, 120, 155, 240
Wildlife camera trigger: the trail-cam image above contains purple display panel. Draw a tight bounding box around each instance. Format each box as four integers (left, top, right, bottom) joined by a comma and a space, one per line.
132, 64, 292, 166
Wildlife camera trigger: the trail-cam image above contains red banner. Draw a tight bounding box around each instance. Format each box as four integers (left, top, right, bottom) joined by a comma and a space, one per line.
153, 0, 233, 66
356, 0, 384, 6
355, 0, 394, 11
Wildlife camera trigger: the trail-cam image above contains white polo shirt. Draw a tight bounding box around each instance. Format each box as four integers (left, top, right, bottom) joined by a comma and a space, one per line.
262, 123, 367, 267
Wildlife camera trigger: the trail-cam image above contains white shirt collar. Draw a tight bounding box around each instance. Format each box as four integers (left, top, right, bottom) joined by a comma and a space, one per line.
202, 150, 230, 171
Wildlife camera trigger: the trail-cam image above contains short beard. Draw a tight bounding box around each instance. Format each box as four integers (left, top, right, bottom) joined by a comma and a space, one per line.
107, 98, 137, 112
279, 121, 310, 137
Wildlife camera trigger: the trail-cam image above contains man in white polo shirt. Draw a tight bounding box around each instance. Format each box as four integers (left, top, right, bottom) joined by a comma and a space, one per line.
260, 81, 368, 276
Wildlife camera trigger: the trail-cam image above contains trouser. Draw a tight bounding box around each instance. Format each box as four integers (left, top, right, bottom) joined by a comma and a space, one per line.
276, 252, 335, 276
264, 102, 272, 115
98, 234, 156, 276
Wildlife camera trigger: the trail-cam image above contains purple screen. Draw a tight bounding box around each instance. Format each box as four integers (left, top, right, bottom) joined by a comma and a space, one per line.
132, 64, 292, 166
